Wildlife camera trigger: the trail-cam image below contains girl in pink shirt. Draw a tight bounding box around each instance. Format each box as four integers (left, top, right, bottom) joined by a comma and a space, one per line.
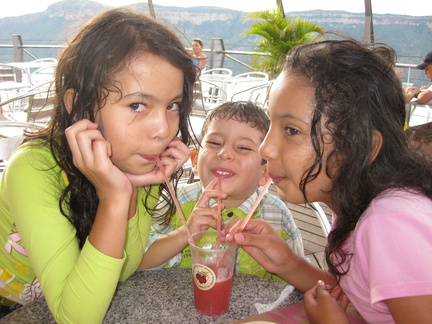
225, 38, 432, 323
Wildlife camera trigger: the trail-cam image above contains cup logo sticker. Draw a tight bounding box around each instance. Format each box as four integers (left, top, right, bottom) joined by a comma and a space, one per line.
193, 264, 216, 290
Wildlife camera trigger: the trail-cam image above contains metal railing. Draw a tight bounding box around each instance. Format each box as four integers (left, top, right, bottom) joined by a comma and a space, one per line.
0, 35, 429, 86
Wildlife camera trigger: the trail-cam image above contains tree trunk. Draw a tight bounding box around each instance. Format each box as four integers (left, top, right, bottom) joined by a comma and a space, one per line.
364, 0, 374, 44
148, 0, 156, 18
276, 0, 285, 18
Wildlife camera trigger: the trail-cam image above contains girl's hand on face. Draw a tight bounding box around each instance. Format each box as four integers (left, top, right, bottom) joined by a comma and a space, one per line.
125, 137, 190, 188
222, 219, 294, 276
187, 178, 227, 233
65, 119, 133, 199
304, 281, 350, 324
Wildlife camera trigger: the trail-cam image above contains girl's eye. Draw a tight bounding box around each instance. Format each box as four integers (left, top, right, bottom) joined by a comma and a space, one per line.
130, 103, 146, 112
239, 146, 252, 151
285, 127, 300, 136
167, 102, 180, 111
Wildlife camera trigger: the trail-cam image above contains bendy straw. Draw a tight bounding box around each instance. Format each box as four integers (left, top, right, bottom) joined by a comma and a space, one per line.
156, 157, 194, 244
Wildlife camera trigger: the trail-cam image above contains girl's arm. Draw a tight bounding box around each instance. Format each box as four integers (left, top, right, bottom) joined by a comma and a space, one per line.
386, 295, 432, 323
65, 119, 134, 258
140, 178, 226, 269
224, 218, 336, 292
6, 144, 126, 323
198, 55, 207, 70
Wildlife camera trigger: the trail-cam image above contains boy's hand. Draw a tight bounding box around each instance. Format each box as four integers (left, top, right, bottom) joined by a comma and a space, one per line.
187, 178, 227, 233
304, 280, 350, 324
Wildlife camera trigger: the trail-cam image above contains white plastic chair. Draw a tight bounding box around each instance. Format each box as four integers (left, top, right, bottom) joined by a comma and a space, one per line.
0, 81, 55, 123
196, 79, 227, 113
31, 58, 58, 64
408, 99, 432, 127
0, 121, 45, 171
31, 65, 56, 86
311, 202, 331, 237
201, 68, 233, 76
235, 72, 269, 81
230, 80, 274, 109
0, 63, 31, 85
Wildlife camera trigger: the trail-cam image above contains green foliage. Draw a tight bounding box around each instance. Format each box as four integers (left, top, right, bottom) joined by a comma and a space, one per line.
243, 6, 324, 77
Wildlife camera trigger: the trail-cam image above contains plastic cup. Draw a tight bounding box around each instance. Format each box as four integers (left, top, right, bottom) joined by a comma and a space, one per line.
189, 230, 237, 316
402, 82, 413, 91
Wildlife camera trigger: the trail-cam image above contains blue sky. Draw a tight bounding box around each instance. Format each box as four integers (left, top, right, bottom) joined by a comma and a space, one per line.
1, 0, 430, 18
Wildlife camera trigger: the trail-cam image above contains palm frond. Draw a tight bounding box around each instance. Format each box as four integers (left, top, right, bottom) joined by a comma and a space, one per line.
242, 8, 324, 77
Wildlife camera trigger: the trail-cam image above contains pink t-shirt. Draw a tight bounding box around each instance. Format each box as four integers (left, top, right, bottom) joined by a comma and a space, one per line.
334, 189, 432, 323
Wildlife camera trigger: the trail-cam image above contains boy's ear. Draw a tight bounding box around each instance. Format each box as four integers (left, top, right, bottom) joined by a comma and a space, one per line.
63, 88, 76, 114
370, 129, 383, 164
258, 163, 270, 187
191, 148, 198, 174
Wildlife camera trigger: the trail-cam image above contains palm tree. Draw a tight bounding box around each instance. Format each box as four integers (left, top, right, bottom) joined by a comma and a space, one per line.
244, 5, 324, 77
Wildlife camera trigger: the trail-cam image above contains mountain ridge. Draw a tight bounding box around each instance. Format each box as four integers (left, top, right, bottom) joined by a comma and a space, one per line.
0, 0, 431, 81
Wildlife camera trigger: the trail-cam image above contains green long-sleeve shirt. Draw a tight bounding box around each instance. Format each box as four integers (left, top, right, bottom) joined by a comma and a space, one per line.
0, 140, 156, 323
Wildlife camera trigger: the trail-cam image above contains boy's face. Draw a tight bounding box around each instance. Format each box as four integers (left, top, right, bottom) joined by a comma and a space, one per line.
196, 118, 268, 208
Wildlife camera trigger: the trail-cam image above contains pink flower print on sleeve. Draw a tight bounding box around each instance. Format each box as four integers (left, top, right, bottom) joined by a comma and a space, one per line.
4, 232, 28, 257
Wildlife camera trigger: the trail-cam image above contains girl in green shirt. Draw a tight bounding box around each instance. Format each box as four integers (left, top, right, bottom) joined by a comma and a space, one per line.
0, 8, 197, 323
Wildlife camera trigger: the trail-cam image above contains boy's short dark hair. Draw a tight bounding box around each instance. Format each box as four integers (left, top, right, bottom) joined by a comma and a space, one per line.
200, 101, 269, 140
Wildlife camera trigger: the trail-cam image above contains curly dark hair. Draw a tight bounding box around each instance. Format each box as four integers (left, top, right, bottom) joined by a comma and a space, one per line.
200, 101, 269, 139
25, 8, 197, 248
282, 38, 432, 277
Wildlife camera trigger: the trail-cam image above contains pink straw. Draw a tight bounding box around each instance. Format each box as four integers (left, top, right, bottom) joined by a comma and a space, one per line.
232, 178, 273, 234
219, 178, 273, 265
156, 157, 194, 244
216, 177, 222, 249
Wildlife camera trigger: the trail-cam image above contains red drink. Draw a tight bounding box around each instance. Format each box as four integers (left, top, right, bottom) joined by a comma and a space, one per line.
189, 231, 237, 316
193, 275, 233, 315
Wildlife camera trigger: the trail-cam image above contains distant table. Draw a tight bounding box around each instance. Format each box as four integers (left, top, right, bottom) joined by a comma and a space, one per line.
0, 268, 303, 324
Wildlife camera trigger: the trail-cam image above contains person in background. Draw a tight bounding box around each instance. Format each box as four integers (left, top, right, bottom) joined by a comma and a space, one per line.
0, 8, 196, 323
224, 39, 432, 323
405, 52, 432, 104
394, 68, 403, 78
190, 38, 208, 71
141, 101, 305, 283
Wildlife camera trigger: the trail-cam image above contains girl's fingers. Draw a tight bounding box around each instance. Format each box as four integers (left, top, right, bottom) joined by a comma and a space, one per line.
65, 120, 106, 168
160, 138, 190, 169
91, 139, 113, 168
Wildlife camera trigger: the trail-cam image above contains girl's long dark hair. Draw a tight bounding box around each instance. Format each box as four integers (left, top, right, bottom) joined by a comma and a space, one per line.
282, 38, 432, 277
25, 8, 197, 248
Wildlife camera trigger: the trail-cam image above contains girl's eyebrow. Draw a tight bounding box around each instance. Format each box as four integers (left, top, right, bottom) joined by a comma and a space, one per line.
123, 92, 183, 102
275, 113, 310, 126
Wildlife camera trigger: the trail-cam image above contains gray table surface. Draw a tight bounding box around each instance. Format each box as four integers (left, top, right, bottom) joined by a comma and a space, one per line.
0, 268, 303, 324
